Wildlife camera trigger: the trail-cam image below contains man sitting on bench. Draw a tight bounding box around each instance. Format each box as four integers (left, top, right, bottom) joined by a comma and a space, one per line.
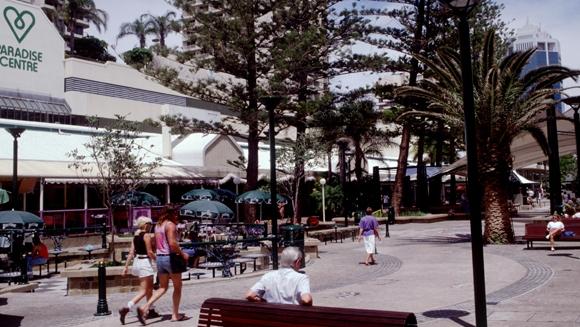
245, 247, 312, 306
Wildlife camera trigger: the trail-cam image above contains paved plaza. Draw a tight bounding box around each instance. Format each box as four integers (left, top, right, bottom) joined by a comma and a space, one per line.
2, 216, 580, 327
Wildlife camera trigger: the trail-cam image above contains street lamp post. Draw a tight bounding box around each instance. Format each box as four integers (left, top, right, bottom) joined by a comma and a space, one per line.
233, 176, 241, 223
320, 178, 326, 222
439, 1, 487, 326
261, 95, 282, 270
563, 96, 580, 197
7, 128, 25, 210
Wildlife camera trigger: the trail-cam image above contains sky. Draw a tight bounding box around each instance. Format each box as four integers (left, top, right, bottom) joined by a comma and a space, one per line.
88, 0, 580, 98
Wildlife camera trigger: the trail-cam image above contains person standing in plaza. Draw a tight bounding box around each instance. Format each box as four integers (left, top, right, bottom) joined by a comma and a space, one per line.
357, 207, 381, 265
138, 205, 190, 324
119, 216, 159, 325
246, 246, 312, 306
546, 213, 565, 251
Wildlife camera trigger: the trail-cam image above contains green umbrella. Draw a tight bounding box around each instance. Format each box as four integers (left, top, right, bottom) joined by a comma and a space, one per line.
0, 210, 44, 229
180, 200, 234, 219
235, 190, 288, 205
181, 189, 220, 201
111, 191, 161, 206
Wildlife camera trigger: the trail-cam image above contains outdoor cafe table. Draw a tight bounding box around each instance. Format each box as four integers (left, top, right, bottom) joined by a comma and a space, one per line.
48, 250, 68, 274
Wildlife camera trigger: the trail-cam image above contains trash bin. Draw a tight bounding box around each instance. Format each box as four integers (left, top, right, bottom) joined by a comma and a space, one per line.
354, 210, 364, 224
388, 206, 395, 225
280, 224, 305, 268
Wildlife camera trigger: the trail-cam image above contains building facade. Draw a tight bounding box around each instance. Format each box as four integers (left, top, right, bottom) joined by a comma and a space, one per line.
510, 22, 563, 112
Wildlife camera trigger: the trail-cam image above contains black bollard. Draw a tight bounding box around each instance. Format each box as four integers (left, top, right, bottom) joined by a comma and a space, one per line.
101, 222, 107, 249
385, 219, 390, 238
20, 253, 29, 284
94, 261, 111, 316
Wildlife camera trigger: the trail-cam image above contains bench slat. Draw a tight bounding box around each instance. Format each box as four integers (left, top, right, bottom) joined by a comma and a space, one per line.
198, 298, 417, 327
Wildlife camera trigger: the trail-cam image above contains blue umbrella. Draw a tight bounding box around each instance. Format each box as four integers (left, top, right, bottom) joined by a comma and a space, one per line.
111, 191, 161, 206
235, 190, 288, 205
180, 200, 234, 219
213, 188, 237, 200
0, 210, 44, 229
181, 189, 220, 201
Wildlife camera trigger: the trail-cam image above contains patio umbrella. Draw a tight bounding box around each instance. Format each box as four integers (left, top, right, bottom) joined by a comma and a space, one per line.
180, 200, 234, 219
235, 190, 289, 205
0, 188, 8, 204
213, 188, 237, 201
111, 191, 161, 206
181, 189, 220, 201
0, 210, 44, 229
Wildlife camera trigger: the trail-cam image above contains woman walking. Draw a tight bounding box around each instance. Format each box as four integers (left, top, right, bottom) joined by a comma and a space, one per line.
118, 216, 159, 325
357, 207, 381, 265
138, 205, 190, 324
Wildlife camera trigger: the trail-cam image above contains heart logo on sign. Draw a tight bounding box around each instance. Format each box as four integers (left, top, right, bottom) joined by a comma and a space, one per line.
3, 6, 36, 44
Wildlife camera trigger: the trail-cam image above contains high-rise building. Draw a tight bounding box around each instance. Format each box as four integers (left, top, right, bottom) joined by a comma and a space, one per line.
18, 0, 90, 48
510, 22, 563, 111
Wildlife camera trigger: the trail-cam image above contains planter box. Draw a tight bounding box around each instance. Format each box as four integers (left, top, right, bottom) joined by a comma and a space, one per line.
61, 265, 140, 296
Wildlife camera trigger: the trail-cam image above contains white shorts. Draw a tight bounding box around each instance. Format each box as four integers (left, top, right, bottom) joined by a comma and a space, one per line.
132, 257, 155, 278
363, 235, 376, 254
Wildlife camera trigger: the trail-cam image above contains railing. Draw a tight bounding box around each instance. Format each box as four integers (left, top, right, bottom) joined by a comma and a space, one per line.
40, 206, 166, 231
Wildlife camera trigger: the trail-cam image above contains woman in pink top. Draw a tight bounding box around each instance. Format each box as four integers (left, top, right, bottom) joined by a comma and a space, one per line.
137, 205, 190, 324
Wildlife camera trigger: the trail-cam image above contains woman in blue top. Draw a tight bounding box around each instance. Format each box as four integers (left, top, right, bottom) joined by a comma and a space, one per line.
357, 207, 381, 265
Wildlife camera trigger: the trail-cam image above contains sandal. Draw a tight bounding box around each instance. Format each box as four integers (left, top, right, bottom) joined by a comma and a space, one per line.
171, 314, 191, 322
137, 307, 147, 326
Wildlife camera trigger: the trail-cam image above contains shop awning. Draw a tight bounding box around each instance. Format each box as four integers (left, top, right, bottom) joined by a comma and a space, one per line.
0, 90, 71, 116
0, 159, 206, 184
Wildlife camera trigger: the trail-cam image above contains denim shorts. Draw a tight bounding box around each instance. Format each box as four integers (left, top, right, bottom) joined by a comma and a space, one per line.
156, 255, 174, 274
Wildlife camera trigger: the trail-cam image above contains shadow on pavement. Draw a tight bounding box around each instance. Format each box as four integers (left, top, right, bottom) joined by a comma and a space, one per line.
548, 253, 580, 260
0, 314, 24, 327
423, 309, 474, 327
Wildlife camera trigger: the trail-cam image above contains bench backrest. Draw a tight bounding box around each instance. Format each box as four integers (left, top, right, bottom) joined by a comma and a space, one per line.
525, 223, 546, 236
198, 298, 417, 327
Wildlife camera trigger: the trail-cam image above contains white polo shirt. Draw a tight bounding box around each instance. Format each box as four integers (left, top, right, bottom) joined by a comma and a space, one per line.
250, 268, 310, 305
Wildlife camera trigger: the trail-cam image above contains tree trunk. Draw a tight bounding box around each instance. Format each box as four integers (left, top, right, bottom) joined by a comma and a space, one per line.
353, 136, 364, 182
482, 146, 515, 244
327, 150, 332, 179
292, 124, 306, 224
392, 124, 410, 216
68, 22, 76, 54
416, 131, 428, 211
393, 0, 425, 216
140, 35, 146, 48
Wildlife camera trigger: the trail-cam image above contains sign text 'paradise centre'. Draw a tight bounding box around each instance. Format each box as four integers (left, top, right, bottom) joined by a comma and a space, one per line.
1, 6, 44, 72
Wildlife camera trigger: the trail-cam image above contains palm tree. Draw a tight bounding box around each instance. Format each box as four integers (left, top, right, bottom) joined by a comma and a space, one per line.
396, 31, 578, 244
61, 0, 108, 54
117, 14, 154, 48
146, 11, 179, 49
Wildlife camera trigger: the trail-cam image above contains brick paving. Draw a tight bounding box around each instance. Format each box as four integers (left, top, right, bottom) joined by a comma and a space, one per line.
2, 213, 580, 326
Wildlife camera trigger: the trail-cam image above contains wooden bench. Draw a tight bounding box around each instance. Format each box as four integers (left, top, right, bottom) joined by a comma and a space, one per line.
524, 223, 580, 249
198, 297, 417, 327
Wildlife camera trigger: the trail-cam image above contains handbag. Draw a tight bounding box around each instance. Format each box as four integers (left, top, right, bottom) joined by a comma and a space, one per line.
562, 230, 576, 238
169, 252, 187, 273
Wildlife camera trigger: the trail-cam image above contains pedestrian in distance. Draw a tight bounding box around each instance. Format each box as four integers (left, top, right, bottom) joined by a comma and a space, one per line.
546, 213, 565, 252
138, 205, 190, 324
357, 207, 381, 265
246, 246, 313, 306
119, 216, 159, 325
